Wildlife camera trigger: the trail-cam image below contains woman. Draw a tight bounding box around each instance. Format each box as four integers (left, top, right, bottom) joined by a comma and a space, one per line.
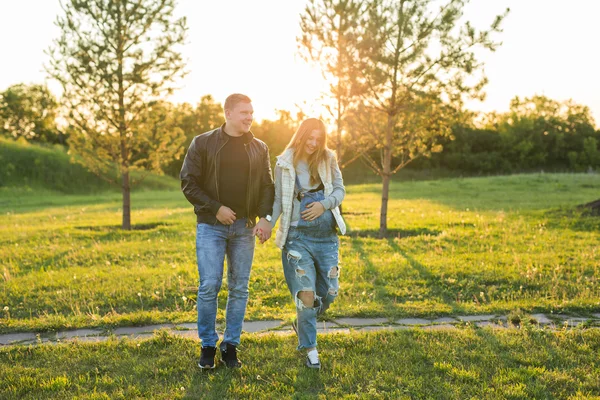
270, 118, 346, 369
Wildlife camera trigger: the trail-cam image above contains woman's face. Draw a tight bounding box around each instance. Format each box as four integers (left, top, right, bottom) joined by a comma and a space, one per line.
303, 129, 322, 156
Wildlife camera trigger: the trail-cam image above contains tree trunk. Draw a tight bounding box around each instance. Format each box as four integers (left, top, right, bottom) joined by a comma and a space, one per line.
379, 114, 394, 238
116, 5, 130, 230
122, 169, 131, 230
336, 106, 344, 215
379, 172, 390, 238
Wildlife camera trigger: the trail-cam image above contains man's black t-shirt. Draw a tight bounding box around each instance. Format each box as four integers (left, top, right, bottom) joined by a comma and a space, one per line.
219, 133, 249, 218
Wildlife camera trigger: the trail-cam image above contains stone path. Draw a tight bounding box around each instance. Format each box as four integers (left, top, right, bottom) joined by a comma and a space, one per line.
2, 313, 599, 346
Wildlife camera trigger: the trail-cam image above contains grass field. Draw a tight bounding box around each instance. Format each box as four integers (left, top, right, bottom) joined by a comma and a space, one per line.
1, 328, 599, 399
1, 173, 599, 333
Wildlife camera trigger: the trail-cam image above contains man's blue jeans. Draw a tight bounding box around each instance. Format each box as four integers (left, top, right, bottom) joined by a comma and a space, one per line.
196, 218, 255, 348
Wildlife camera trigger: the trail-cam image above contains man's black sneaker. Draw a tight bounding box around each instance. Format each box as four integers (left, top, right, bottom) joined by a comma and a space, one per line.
220, 343, 242, 368
198, 346, 216, 369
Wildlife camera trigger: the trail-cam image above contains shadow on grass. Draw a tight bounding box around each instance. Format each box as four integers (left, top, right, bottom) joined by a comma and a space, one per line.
75, 222, 173, 231
385, 239, 460, 307
0, 190, 188, 214
544, 207, 600, 232
188, 368, 235, 399
385, 239, 435, 280
294, 367, 324, 397
349, 238, 398, 315
347, 228, 441, 239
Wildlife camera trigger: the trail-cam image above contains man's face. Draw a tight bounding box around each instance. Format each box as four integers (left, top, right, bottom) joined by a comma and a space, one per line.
225, 101, 254, 134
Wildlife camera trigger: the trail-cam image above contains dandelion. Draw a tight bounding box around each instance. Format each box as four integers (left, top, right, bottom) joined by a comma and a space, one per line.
180, 387, 185, 391
3, 306, 8, 312
182, 296, 188, 302
137, 292, 142, 297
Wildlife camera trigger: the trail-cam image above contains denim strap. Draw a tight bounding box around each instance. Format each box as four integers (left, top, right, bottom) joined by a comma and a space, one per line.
295, 173, 324, 200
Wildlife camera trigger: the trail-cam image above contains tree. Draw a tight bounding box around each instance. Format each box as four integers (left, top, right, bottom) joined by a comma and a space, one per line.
252, 110, 301, 163
348, 0, 508, 237
484, 95, 598, 171
298, 0, 367, 168
162, 95, 224, 177
46, 0, 187, 229
487, 96, 600, 216
0, 83, 64, 144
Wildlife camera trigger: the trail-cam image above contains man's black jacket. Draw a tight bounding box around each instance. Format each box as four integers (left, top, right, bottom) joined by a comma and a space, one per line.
180, 125, 274, 226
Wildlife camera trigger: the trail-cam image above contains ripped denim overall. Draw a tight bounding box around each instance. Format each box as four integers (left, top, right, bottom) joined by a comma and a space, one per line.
282, 175, 340, 350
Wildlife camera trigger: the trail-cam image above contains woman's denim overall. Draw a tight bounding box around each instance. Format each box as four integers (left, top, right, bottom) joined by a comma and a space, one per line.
282, 178, 340, 350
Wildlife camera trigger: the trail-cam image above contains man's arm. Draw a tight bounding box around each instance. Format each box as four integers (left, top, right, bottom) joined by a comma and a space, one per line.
254, 145, 275, 242
180, 136, 222, 215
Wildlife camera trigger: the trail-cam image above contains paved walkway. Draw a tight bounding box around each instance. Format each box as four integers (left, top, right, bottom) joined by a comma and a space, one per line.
2, 313, 599, 346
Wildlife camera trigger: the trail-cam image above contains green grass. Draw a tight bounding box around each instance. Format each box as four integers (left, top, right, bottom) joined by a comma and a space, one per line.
0, 138, 178, 194
1, 328, 599, 399
1, 173, 600, 333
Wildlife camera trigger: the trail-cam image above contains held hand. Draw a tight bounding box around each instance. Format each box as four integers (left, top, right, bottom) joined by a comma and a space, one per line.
253, 218, 272, 244
301, 201, 325, 221
216, 206, 236, 225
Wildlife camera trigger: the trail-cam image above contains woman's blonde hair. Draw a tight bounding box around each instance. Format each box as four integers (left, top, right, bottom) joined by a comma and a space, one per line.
284, 118, 330, 185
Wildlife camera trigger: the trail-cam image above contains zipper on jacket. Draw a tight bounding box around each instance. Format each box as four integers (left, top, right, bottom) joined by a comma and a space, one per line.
213, 134, 228, 225
244, 142, 252, 228
214, 137, 228, 201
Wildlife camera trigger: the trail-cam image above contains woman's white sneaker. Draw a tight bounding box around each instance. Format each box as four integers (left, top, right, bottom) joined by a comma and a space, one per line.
306, 349, 321, 370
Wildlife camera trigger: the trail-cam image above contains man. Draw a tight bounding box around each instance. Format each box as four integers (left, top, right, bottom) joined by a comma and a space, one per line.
180, 93, 274, 369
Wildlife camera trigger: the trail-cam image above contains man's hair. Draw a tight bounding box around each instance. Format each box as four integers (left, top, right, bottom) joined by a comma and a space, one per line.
224, 93, 251, 111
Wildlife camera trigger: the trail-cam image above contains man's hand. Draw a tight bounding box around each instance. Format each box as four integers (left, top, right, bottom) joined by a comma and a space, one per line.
301, 201, 325, 221
216, 206, 236, 225
253, 218, 272, 244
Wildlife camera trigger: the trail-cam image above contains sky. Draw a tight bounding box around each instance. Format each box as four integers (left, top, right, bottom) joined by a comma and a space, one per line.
1, 0, 599, 125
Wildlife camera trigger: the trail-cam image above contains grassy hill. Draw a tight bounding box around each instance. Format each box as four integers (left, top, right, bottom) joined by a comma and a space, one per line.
0, 138, 178, 194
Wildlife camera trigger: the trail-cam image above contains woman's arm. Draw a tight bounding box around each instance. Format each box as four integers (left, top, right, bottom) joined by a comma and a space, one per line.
271, 164, 284, 226
320, 155, 345, 210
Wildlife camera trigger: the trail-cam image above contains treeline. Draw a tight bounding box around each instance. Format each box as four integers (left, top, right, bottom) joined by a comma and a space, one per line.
1, 83, 599, 179
411, 96, 600, 174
